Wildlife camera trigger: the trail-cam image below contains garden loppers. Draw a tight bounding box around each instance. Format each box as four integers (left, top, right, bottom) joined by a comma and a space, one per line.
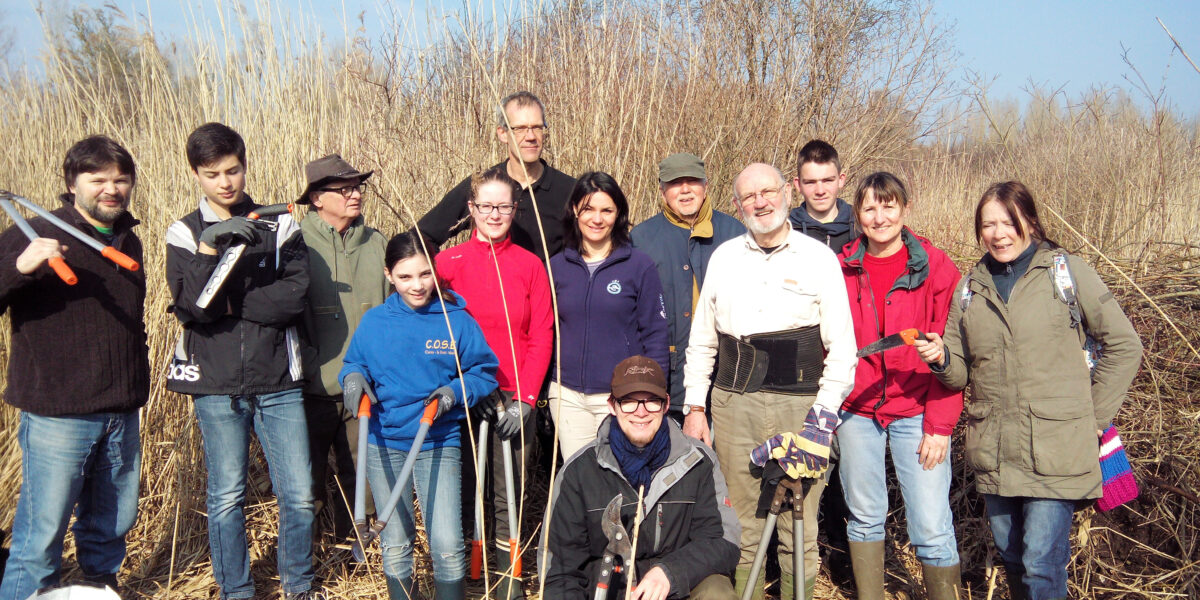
594, 493, 631, 600
501, 437, 521, 583
470, 419, 490, 579
742, 468, 814, 600
0, 196, 77, 284
350, 385, 379, 563
195, 202, 293, 308
357, 401, 440, 555
3, 191, 140, 272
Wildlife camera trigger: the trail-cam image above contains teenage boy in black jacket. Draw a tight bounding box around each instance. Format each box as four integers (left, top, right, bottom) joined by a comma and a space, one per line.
165, 123, 316, 600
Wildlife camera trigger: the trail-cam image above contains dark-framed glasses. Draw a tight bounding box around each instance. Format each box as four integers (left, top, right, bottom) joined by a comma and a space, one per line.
470, 201, 517, 216
614, 396, 666, 413
320, 183, 366, 198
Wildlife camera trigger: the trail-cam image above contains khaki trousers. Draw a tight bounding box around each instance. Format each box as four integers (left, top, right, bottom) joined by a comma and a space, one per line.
547, 382, 612, 459
711, 388, 826, 596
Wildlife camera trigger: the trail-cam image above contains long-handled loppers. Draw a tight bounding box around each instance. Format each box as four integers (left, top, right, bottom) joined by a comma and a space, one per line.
350, 385, 379, 563
501, 437, 522, 579
1, 190, 140, 272
353, 400, 440, 559
469, 419, 490, 579
742, 474, 814, 600
195, 203, 293, 309
0, 197, 77, 284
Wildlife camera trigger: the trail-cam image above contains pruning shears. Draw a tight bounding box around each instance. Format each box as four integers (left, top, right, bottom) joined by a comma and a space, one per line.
594, 493, 632, 600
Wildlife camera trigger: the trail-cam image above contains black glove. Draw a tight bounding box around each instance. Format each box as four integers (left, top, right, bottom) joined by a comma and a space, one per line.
750, 459, 791, 519
472, 388, 503, 423
495, 401, 532, 441
342, 372, 376, 408
424, 385, 457, 421
200, 217, 260, 247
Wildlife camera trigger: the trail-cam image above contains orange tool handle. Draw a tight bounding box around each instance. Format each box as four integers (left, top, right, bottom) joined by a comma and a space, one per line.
469, 540, 483, 580
510, 541, 522, 576
248, 203, 294, 220
898, 328, 921, 345
358, 393, 372, 418
47, 257, 78, 285
420, 400, 439, 425
101, 246, 140, 272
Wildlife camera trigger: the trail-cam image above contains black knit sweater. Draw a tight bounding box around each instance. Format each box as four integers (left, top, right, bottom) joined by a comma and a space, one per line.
0, 197, 149, 416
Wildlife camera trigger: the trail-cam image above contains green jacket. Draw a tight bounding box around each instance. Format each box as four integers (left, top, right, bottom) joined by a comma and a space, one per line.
301, 211, 391, 396
936, 244, 1142, 499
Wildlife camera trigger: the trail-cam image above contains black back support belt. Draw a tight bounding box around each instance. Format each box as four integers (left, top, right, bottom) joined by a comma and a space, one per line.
714, 325, 825, 395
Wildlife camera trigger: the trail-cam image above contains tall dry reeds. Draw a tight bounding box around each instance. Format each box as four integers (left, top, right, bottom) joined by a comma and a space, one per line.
0, 0, 1196, 598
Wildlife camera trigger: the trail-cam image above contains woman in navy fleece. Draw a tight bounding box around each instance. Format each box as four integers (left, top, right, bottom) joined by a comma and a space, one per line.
548, 171, 669, 459
340, 231, 498, 600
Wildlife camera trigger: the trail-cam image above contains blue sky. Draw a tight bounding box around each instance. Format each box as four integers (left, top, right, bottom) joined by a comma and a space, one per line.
3, 0, 1198, 114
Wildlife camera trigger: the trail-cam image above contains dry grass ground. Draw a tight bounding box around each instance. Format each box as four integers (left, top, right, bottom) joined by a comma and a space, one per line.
0, 0, 1196, 598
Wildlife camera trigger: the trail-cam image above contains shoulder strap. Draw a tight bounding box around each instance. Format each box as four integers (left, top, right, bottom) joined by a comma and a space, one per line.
960, 273, 974, 310
1051, 251, 1083, 329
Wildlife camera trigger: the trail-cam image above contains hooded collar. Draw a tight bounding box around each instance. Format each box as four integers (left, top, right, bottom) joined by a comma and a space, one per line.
790, 198, 854, 236
385, 288, 467, 316
842, 227, 931, 291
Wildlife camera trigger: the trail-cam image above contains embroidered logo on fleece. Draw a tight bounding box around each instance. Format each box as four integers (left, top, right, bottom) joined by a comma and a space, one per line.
607, 280, 622, 294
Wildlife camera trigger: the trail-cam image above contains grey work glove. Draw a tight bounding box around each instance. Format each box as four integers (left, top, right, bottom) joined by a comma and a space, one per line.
424, 385, 457, 421
342, 372, 377, 407
200, 216, 260, 247
471, 388, 503, 423
495, 400, 532, 441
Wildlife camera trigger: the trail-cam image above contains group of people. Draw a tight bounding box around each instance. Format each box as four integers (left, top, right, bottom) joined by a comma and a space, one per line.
0, 88, 1143, 600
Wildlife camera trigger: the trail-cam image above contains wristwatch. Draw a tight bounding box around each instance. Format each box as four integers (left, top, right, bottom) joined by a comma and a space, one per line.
682, 404, 706, 416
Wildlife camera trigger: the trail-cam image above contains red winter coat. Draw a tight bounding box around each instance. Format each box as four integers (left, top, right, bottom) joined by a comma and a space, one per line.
839, 229, 963, 435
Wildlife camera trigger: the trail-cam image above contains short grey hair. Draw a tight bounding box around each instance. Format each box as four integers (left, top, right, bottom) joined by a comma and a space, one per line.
496, 91, 547, 129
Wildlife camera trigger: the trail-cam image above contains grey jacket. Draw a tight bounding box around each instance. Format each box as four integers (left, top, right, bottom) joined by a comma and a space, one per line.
935, 244, 1142, 499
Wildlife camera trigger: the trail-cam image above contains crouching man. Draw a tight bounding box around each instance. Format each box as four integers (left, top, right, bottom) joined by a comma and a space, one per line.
541, 356, 740, 599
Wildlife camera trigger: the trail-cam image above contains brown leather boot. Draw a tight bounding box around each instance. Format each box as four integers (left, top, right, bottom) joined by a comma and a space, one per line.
921, 562, 962, 600
848, 541, 885, 600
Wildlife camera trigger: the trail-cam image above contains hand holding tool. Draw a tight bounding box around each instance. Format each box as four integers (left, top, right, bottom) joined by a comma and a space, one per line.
424, 385, 457, 421
495, 400, 531, 441
195, 203, 292, 309
0, 198, 76, 284
856, 328, 927, 358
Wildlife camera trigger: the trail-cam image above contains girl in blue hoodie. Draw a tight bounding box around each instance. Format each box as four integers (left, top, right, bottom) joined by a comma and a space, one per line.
340, 231, 498, 599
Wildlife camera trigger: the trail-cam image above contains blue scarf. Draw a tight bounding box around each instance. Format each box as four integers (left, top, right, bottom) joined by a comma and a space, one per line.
607, 417, 671, 492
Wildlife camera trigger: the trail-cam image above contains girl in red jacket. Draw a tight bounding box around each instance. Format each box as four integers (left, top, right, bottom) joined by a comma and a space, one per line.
835, 172, 963, 600
436, 166, 554, 599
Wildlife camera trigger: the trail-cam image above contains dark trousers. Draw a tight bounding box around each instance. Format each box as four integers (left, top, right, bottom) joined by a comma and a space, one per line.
304, 394, 369, 538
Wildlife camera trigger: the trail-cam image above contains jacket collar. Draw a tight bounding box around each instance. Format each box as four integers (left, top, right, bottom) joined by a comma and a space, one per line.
301, 211, 370, 247
842, 227, 930, 290
791, 198, 854, 236
660, 196, 715, 239
467, 233, 515, 253
198, 194, 256, 223
562, 243, 632, 267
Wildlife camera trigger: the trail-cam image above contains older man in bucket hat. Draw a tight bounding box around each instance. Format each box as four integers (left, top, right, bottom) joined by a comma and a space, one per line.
631, 153, 744, 426
542, 355, 741, 599
297, 153, 391, 541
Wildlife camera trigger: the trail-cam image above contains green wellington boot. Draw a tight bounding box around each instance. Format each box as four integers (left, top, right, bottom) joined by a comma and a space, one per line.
921, 563, 962, 600
848, 541, 885, 600
494, 549, 526, 599
386, 575, 416, 600
777, 572, 816, 600
733, 566, 767, 600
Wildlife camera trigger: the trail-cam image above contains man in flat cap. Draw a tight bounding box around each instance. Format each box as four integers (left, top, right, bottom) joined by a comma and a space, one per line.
297, 154, 391, 541
631, 153, 744, 425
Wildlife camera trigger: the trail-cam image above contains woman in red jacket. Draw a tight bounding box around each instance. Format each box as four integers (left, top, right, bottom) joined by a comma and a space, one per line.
436, 166, 554, 599
836, 172, 963, 600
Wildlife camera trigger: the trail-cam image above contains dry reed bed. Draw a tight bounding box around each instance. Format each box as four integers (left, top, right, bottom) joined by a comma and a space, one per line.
0, 0, 1196, 598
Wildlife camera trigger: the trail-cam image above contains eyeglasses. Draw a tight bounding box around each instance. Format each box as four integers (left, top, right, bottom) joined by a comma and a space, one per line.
470, 202, 516, 216
319, 183, 366, 198
506, 124, 548, 137
737, 186, 784, 205
614, 396, 666, 413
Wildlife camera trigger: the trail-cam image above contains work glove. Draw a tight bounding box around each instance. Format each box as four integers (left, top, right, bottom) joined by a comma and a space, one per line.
424, 385, 457, 421
471, 388, 503, 423
749, 407, 838, 479
342, 372, 377, 407
495, 400, 532, 441
200, 216, 260, 247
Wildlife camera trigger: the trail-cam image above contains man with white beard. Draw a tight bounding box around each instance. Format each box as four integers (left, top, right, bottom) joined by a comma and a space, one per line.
682, 163, 857, 599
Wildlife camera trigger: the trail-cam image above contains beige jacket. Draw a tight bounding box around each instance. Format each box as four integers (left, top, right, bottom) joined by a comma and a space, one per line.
936, 245, 1142, 499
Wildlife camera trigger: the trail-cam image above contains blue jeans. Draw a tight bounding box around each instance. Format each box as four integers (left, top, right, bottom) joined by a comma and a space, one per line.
366, 443, 465, 583
836, 412, 959, 566
0, 411, 141, 600
194, 390, 315, 599
983, 495, 1074, 600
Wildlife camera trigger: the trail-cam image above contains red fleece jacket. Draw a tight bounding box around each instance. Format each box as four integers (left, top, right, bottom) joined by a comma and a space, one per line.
437, 235, 554, 406
839, 230, 964, 436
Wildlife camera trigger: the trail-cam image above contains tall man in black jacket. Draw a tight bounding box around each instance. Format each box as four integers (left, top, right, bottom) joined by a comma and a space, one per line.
165, 123, 316, 600
0, 136, 149, 600
541, 356, 740, 600
416, 91, 574, 263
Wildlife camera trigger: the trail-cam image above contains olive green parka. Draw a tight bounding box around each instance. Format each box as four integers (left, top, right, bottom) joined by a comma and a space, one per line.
935, 244, 1142, 499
